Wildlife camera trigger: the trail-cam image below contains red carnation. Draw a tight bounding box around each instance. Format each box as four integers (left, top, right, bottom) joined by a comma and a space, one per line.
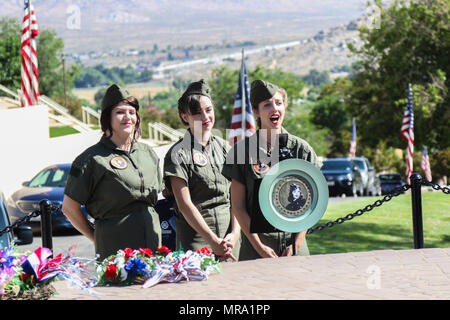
157, 246, 171, 255
105, 264, 118, 280
138, 248, 153, 257
197, 247, 212, 255
123, 248, 135, 259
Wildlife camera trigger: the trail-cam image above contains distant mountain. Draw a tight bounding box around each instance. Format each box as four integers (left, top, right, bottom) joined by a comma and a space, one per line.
2, 0, 369, 53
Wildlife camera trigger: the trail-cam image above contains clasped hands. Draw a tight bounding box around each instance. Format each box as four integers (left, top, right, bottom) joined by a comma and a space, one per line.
211, 233, 237, 262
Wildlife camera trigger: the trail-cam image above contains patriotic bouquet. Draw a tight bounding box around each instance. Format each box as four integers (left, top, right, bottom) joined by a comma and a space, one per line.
96, 246, 221, 287
0, 246, 97, 300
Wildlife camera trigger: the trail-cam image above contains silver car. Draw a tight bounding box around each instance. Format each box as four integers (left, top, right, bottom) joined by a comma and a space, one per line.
351, 157, 381, 196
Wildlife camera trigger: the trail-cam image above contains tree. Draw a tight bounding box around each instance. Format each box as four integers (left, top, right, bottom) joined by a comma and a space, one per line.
0, 18, 80, 99
0, 17, 21, 90
301, 69, 332, 87
310, 78, 353, 156
347, 0, 450, 152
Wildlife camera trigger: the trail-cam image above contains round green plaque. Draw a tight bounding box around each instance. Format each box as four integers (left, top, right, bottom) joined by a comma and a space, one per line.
258, 159, 328, 232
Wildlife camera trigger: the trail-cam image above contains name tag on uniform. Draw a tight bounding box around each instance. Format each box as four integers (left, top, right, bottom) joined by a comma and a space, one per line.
110, 156, 128, 169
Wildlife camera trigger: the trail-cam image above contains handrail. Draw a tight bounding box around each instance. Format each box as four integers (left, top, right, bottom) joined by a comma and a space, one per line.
155, 122, 184, 137
0, 83, 20, 100
38, 95, 92, 133
148, 122, 182, 142
81, 106, 100, 126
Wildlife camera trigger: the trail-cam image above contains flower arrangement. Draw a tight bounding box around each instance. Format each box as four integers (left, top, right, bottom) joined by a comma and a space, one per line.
0, 246, 97, 300
96, 246, 221, 288
1, 245, 221, 298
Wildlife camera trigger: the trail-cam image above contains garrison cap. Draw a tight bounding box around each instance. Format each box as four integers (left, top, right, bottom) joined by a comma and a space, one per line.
101, 84, 133, 111
250, 80, 279, 108
181, 79, 211, 99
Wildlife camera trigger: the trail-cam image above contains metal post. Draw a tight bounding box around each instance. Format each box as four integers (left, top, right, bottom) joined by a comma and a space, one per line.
39, 199, 53, 252
291, 233, 297, 256
410, 173, 424, 249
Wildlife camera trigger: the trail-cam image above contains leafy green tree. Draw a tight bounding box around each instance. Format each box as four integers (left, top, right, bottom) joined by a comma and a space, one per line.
310, 78, 353, 156
430, 148, 450, 180
0, 17, 21, 90
283, 112, 331, 157
74, 68, 108, 88
0, 18, 80, 99
152, 89, 182, 111
347, 0, 450, 151
301, 69, 332, 87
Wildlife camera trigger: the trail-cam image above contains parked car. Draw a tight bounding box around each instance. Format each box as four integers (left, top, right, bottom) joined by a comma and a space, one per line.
6, 164, 93, 234
1, 188, 33, 248
379, 173, 405, 195
351, 156, 379, 196
320, 158, 364, 197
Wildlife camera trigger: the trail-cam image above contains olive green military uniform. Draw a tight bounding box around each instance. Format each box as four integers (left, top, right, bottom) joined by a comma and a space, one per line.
65, 136, 163, 261
164, 129, 239, 256
222, 128, 320, 261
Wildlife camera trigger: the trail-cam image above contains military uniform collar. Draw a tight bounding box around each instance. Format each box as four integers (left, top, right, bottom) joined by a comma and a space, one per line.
100, 134, 138, 153
254, 127, 291, 148
186, 128, 214, 152
247, 127, 293, 163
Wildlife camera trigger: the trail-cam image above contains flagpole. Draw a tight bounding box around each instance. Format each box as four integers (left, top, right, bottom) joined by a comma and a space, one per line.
240, 48, 246, 141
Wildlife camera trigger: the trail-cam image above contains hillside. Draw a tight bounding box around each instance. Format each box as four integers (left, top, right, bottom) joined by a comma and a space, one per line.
2, 0, 368, 53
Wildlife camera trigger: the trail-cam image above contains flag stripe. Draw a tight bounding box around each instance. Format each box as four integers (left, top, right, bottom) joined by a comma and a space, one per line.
229, 57, 256, 145
421, 146, 432, 181
401, 84, 414, 184
21, 1, 40, 107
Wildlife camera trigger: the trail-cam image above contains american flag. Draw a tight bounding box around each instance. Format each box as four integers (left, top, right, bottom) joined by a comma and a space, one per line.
400, 83, 414, 184
228, 51, 256, 145
21, 0, 40, 107
349, 118, 356, 157
421, 146, 432, 182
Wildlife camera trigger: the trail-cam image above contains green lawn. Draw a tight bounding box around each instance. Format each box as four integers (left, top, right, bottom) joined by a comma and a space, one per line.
307, 192, 450, 255
49, 126, 80, 137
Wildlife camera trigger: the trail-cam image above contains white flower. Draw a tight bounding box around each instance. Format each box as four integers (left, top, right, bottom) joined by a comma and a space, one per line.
12, 284, 20, 296
115, 257, 126, 269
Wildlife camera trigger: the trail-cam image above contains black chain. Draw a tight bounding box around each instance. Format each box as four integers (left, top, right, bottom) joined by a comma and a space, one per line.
421, 179, 450, 194
0, 203, 60, 237
0, 210, 41, 237
307, 184, 411, 234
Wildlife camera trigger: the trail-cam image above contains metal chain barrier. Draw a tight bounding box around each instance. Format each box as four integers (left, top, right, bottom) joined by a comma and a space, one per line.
421, 179, 450, 194
0, 203, 59, 237
308, 184, 411, 234
307, 178, 449, 235
0, 210, 41, 237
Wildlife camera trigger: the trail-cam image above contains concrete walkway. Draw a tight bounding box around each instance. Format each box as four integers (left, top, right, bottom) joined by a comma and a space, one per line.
51, 247, 450, 300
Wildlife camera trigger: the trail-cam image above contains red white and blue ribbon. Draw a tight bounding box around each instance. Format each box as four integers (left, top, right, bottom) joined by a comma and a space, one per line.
21, 247, 62, 282
142, 251, 217, 288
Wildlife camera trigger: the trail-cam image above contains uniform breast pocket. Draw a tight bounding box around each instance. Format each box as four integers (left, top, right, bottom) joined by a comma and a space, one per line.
109, 168, 141, 191
191, 165, 217, 189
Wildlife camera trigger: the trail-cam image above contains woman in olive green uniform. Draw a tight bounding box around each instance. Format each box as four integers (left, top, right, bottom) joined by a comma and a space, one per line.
222, 80, 320, 261
163, 79, 240, 261
62, 84, 163, 261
